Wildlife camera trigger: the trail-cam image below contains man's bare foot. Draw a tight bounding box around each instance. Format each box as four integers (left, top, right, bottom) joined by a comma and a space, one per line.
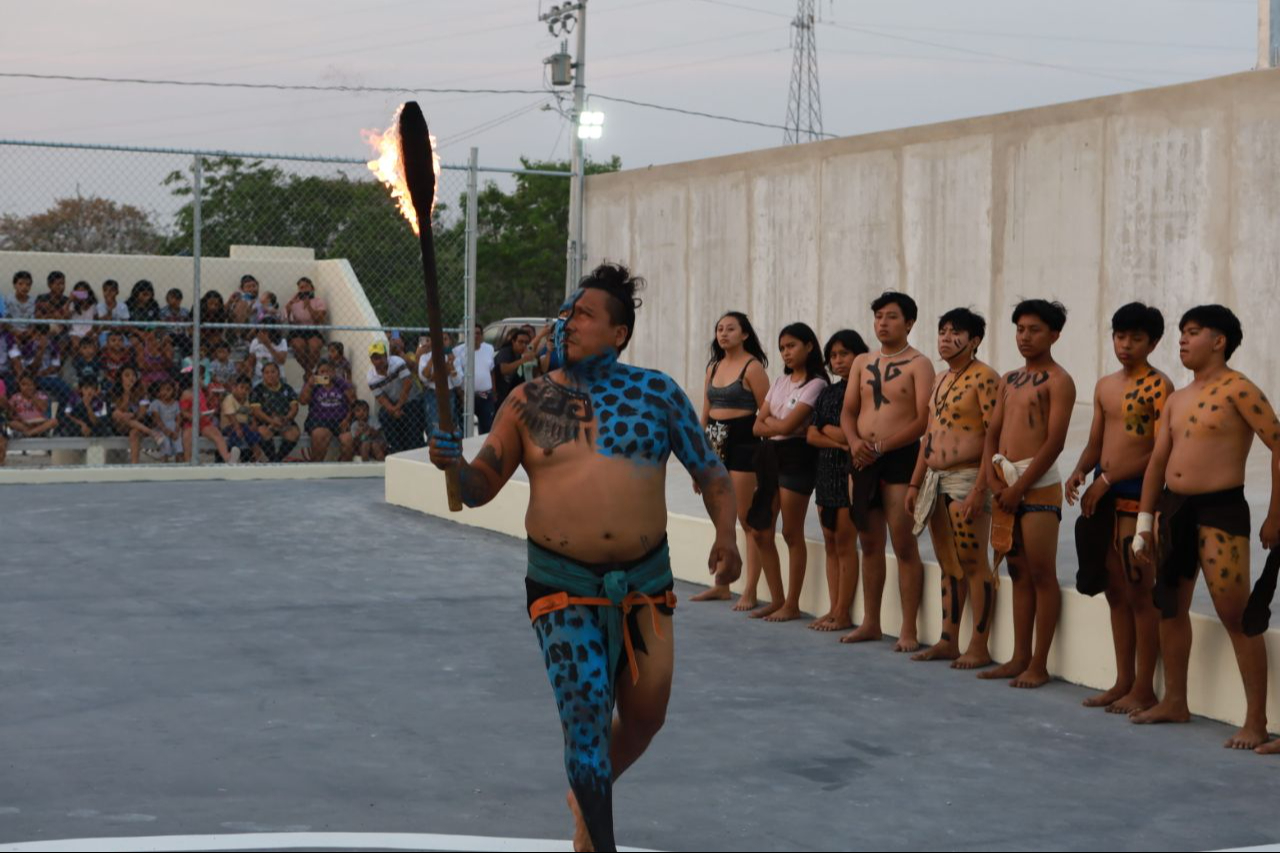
1082, 683, 1131, 708
839, 624, 882, 643
1106, 689, 1158, 715
1225, 723, 1268, 750
732, 595, 759, 613
691, 586, 732, 602
814, 618, 853, 632
952, 650, 993, 670
566, 789, 592, 853
1254, 737, 1280, 754
1130, 698, 1191, 725
977, 659, 1029, 680
763, 605, 802, 622
808, 613, 836, 630
748, 601, 783, 620
910, 641, 959, 662
1009, 667, 1052, 688
892, 635, 921, 653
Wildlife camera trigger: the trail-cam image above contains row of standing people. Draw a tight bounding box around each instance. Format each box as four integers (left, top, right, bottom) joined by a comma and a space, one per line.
691, 292, 1280, 753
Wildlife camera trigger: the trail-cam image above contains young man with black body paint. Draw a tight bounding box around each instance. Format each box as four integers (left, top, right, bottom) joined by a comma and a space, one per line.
905, 308, 1000, 668
980, 300, 1076, 688
840, 291, 935, 652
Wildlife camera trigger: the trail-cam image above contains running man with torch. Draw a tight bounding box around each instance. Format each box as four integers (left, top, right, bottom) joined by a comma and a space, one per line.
369, 105, 743, 851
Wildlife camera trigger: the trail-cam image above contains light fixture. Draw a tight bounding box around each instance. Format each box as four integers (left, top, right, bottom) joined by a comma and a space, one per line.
577, 111, 604, 139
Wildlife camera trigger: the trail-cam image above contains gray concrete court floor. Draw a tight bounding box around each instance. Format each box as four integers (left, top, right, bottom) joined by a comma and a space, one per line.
2, 478, 1279, 852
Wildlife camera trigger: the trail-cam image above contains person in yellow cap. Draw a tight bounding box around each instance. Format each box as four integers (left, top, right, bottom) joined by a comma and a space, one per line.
366, 339, 424, 453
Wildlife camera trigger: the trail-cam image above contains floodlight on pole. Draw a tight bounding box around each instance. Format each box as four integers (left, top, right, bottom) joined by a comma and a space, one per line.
577, 111, 604, 139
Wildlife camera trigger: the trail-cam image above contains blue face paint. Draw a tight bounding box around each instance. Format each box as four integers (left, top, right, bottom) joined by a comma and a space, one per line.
551, 289, 583, 368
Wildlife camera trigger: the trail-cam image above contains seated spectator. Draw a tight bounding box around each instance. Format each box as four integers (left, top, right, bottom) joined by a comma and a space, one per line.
19, 325, 73, 406
350, 399, 386, 462
160, 288, 192, 358
126, 280, 162, 329
207, 341, 238, 394
71, 335, 102, 388
0, 328, 18, 390
148, 378, 182, 463
99, 329, 136, 398
111, 366, 153, 465
179, 358, 237, 464
7, 271, 37, 342
35, 271, 72, 355
0, 377, 8, 465
221, 375, 267, 463
59, 377, 113, 438
260, 290, 283, 322
366, 340, 424, 454
300, 359, 356, 462
227, 275, 264, 326
8, 374, 58, 437
285, 277, 327, 377
136, 326, 175, 389
95, 279, 130, 347
415, 333, 462, 435
198, 291, 227, 355
248, 320, 289, 385
69, 282, 98, 349
327, 341, 351, 382
250, 361, 300, 463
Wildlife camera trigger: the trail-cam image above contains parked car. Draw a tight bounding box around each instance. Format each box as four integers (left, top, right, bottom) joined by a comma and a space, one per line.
483, 317, 556, 348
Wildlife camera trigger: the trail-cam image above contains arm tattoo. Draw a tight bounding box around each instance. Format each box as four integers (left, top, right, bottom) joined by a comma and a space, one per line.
459, 442, 504, 507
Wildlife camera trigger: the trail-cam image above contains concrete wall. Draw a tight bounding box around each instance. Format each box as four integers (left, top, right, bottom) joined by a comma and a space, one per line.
0, 246, 385, 405
585, 70, 1280, 398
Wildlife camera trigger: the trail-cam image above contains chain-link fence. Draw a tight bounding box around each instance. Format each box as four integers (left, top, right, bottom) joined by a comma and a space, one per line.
0, 139, 569, 468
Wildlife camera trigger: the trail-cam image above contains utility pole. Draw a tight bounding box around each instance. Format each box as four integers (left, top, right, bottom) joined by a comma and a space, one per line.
541, 1, 588, 295
783, 0, 823, 145
1259, 0, 1280, 68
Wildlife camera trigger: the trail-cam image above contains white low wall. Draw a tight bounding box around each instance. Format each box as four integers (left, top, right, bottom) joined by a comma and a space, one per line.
387, 449, 1280, 732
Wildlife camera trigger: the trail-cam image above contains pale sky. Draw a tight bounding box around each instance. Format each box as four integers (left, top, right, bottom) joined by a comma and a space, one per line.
0, 0, 1262, 212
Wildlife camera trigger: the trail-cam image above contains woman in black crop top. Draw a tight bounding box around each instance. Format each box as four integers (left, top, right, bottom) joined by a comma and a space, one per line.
691, 311, 771, 607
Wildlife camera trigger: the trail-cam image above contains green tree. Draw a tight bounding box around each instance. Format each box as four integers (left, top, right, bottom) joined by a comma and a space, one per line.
456, 155, 621, 324
164, 157, 466, 328
0, 195, 164, 254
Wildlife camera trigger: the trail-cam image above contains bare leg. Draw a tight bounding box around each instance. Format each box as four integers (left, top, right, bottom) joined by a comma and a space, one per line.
128, 427, 143, 465
1196, 528, 1269, 749
725, 471, 763, 609
1009, 510, 1060, 688
748, 493, 785, 619
338, 432, 356, 462
953, 502, 995, 669
811, 519, 845, 629
1132, 576, 1194, 726
310, 427, 332, 463
883, 483, 923, 652
1084, 542, 1136, 708
979, 523, 1032, 680
842, 511, 886, 643
1113, 516, 1161, 714
826, 510, 859, 630
914, 499, 965, 662
764, 487, 811, 622
202, 425, 234, 463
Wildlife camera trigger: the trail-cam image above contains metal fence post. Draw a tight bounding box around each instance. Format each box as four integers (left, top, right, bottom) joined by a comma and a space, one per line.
189, 155, 203, 467
463, 147, 479, 438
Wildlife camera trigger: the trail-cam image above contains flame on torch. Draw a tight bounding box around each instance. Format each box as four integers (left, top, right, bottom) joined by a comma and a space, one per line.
362, 104, 440, 236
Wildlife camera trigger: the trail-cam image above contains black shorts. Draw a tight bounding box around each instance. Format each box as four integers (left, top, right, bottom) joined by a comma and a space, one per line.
289, 329, 325, 344
707, 414, 759, 473
878, 441, 920, 485
305, 416, 347, 435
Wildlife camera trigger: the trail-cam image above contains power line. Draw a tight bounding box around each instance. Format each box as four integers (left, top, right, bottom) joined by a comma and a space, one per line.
591, 93, 839, 137
0, 71, 550, 96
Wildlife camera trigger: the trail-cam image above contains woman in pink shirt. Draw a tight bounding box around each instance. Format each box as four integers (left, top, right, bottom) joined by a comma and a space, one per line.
746, 322, 829, 622
286, 277, 328, 378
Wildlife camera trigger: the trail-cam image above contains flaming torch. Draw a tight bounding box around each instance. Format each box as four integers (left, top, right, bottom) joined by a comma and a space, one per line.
365, 103, 462, 512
